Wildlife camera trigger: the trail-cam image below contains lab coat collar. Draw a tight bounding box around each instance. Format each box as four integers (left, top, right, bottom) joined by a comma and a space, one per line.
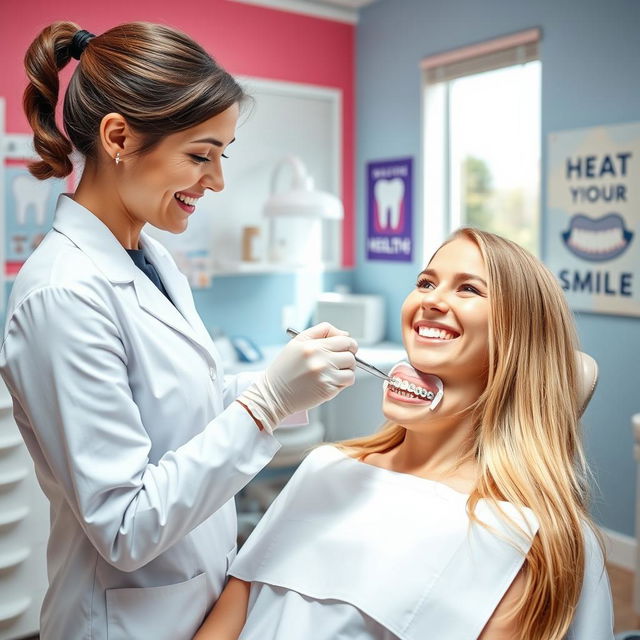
138, 231, 219, 356
52, 194, 216, 362
52, 194, 137, 284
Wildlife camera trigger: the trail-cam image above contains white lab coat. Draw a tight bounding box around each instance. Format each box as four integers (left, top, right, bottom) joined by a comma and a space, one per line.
0, 194, 281, 640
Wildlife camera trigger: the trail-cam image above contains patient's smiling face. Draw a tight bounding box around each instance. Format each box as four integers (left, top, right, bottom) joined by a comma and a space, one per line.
383, 236, 491, 424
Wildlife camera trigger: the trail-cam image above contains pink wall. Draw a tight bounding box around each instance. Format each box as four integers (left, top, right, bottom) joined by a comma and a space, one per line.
0, 1, 355, 265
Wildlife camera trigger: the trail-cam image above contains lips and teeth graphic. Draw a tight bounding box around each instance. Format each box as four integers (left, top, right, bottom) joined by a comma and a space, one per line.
562, 213, 633, 262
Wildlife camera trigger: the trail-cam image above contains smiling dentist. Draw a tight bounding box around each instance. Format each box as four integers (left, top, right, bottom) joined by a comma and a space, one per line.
0, 22, 357, 640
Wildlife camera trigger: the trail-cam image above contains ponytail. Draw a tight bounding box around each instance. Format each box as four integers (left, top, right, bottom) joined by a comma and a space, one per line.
23, 21, 80, 179
22, 21, 245, 182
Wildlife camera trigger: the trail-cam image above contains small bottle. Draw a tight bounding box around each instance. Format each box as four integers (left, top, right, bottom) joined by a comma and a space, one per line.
242, 226, 261, 262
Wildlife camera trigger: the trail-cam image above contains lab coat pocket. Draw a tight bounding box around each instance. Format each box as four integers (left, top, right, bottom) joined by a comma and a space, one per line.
106, 572, 208, 640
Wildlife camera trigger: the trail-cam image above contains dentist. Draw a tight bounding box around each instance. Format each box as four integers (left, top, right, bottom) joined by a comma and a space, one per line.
0, 21, 357, 640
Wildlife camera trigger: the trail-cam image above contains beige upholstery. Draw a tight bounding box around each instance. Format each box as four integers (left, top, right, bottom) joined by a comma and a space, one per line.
576, 351, 598, 417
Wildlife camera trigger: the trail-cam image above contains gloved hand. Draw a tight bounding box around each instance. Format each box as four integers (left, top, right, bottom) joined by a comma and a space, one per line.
237, 323, 357, 433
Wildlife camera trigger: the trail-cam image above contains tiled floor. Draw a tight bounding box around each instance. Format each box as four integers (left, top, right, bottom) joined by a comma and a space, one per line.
18, 563, 640, 638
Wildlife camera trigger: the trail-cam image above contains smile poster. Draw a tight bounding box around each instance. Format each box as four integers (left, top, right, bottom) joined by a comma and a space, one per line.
546, 122, 640, 317
366, 157, 413, 262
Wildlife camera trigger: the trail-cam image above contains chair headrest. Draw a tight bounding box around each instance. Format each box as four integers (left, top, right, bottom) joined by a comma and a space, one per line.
576, 351, 598, 417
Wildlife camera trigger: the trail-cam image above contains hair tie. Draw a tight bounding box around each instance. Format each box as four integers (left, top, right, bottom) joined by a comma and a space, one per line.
70, 30, 95, 60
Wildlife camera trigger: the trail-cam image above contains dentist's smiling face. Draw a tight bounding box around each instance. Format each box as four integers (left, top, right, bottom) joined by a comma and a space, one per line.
402, 236, 490, 381
118, 103, 239, 234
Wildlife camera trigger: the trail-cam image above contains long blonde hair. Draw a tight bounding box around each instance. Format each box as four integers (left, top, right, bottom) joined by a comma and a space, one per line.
340, 227, 600, 639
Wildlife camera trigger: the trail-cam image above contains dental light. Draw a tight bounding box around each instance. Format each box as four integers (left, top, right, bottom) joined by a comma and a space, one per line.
263, 155, 343, 266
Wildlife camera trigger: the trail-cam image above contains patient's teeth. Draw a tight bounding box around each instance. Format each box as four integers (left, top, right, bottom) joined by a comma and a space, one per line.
400, 380, 409, 390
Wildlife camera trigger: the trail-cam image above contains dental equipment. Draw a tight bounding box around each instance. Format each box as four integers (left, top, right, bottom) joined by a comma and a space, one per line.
285, 328, 395, 383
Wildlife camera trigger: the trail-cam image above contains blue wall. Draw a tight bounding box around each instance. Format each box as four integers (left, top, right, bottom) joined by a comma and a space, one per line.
354, 0, 640, 537
193, 269, 354, 346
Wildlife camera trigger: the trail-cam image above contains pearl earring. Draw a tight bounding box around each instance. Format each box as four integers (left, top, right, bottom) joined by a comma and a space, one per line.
115, 152, 121, 165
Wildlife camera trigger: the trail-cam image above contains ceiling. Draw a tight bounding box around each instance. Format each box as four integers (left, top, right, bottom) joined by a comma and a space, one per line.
229, 0, 379, 22
307, 0, 377, 7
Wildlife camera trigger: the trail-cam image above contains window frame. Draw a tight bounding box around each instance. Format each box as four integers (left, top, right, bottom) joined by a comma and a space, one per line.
421, 29, 541, 260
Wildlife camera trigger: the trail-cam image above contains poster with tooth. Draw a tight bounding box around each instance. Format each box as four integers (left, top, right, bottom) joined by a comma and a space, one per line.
366, 157, 413, 262
547, 122, 640, 316
4, 161, 67, 280
0, 99, 4, 309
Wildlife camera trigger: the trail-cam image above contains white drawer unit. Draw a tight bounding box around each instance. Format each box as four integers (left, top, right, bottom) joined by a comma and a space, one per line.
314, 293, 386, 346
0, 380, 48, 640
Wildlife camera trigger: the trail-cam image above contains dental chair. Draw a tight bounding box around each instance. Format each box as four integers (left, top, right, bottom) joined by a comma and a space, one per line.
584, 354, 640, 640
557, 353, 638, 640
577, 350, 598, 418
627, 411, 640, 640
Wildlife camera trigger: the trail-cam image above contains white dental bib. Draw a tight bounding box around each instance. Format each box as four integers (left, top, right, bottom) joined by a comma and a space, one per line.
230, 445, 539, 639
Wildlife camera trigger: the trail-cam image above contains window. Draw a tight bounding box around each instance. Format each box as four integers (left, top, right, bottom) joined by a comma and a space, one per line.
422, 30, 541, 258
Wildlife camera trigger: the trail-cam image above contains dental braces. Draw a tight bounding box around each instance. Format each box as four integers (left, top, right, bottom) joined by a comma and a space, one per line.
389, 377, 435, 400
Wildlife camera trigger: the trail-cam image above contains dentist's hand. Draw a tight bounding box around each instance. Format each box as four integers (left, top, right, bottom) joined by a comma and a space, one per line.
237, 323, 357, 433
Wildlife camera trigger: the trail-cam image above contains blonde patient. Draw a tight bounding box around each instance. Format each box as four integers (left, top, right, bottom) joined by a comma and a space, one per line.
195, 228, 614, 640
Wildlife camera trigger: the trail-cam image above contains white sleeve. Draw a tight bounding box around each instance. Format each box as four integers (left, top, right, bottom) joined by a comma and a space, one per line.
0, 286, 280, 572
565, 526, 615, 639
222, 371, 261, 408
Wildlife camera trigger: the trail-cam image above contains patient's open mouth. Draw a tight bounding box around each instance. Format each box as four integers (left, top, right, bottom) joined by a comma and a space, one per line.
386, 362, 443, 410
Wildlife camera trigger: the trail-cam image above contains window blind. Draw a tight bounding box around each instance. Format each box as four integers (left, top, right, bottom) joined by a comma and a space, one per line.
421, 28, 540, 84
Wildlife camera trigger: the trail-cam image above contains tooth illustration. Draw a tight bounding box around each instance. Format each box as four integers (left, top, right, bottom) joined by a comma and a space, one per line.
374, 178, 404, 230
12, 173, 52, 226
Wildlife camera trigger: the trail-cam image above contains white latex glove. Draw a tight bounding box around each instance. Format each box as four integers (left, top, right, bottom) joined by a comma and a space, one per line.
237, 323, 357, 433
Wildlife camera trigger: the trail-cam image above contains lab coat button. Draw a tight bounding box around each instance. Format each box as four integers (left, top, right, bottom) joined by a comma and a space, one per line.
209, 367, 216, 381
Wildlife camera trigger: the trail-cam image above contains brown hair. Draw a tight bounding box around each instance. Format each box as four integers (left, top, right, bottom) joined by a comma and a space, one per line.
23, 21, 245, 180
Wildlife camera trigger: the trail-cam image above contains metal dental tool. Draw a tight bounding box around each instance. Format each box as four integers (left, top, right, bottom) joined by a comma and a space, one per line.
285, 327, 395, 383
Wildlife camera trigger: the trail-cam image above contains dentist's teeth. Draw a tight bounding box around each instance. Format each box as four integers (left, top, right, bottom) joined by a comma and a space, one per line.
175, 193, 198, 206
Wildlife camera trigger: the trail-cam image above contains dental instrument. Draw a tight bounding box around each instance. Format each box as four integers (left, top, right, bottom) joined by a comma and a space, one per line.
285, 328, 396, 384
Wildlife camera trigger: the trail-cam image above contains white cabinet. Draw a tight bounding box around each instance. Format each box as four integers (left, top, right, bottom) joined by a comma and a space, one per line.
0, 381, 48, 640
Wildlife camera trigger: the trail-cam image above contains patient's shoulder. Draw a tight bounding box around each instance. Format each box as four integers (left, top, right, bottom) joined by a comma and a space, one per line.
301, 444, 351, 468
295, 445, 364, 481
